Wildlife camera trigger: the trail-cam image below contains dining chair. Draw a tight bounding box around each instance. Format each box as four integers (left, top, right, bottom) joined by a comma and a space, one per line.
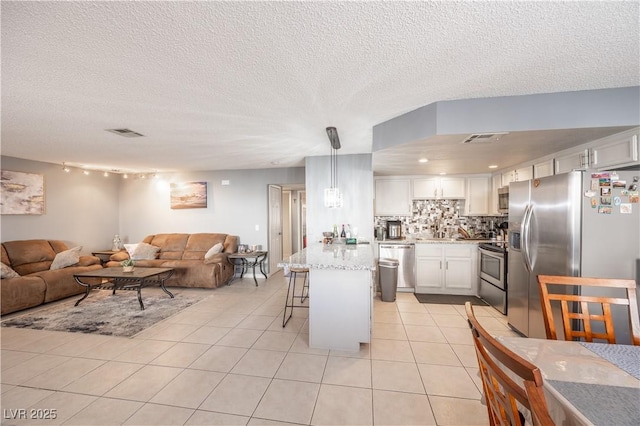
465, 302, 554, 426
537, 275, 640, 345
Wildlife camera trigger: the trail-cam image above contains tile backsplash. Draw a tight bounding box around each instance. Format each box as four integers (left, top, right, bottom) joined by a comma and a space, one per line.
375, 199, 506, 239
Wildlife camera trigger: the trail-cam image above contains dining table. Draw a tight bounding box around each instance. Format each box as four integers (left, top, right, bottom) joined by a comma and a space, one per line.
496, 337, 639, 426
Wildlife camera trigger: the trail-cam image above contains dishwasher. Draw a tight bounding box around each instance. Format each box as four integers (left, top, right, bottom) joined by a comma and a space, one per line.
379, 243, 415, 291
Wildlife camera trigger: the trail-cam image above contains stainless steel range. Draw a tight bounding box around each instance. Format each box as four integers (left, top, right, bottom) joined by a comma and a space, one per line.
478, 242, 508, 314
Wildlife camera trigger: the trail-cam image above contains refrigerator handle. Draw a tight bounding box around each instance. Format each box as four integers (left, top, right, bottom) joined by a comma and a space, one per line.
522, 204, 533, 272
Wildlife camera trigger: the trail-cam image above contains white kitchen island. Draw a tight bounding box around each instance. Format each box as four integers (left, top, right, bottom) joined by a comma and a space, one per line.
278, 243, 376, 352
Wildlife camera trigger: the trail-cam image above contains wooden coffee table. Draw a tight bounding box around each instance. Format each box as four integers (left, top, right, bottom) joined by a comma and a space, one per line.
73, 267, 175, 310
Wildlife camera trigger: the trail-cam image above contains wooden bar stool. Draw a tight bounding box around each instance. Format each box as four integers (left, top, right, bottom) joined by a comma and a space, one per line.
283, 266, 309, 327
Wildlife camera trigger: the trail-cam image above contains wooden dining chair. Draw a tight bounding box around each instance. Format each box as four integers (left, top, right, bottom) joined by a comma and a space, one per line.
537, 275, 640, 346
465, 302, 554, 426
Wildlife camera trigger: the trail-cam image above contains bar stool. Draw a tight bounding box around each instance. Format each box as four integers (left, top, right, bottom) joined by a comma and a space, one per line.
283, 266, 309, 327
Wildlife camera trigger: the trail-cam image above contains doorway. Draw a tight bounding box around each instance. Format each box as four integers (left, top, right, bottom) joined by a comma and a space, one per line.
268, 184, 305, 275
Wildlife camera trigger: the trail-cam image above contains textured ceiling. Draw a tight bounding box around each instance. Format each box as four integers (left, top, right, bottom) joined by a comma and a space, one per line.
2, 1, 639, 175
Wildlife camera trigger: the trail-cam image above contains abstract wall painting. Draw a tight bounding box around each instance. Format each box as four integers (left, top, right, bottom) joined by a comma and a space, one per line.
170, 181, 207, 209
0, 170, 45, 215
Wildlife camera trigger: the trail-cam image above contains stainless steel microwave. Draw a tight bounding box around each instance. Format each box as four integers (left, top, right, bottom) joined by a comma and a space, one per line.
498, 186, 509, 214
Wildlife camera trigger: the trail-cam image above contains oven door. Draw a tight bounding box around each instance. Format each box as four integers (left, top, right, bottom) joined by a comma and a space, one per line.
479, 248, 505, 290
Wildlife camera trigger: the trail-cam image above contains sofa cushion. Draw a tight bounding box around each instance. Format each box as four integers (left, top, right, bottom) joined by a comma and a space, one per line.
1, 262, 20, 278
124, 242, 160, 260
205, 243, 223, 259
50, 246, 81, 270
183, 233, 227, 260
1, 275, 46, 315
2, 240, 57, 275
145, 234, 189, 260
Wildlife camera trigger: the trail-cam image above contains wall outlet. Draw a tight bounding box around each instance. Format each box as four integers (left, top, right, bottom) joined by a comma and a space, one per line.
255, 224, 259, 231
221, 180, 230, 185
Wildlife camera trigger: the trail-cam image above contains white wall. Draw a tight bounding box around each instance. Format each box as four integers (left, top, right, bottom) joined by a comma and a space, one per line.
305, 154, 374, 244
1, 156, 120, 253
117, 167, 305, 248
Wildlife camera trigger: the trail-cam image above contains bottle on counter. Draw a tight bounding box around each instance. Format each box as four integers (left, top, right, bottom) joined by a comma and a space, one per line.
333, 224, 339, 239
346, 224, 352, 238
340, 224, 346, 238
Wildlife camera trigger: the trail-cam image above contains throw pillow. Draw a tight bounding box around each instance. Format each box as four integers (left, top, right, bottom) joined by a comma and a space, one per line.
50, 246, 82, 270
125, 242, 160, 260
205, 243, 224, 259
124, 243, 139, 258
1, 262, 20, 278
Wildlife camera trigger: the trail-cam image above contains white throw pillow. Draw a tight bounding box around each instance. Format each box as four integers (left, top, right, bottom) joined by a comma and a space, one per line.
1, 262, 20, 278
125, 242, 160, 260
50, 246, 82, 270
124, 243, 139, 258
205, 243, 224, 259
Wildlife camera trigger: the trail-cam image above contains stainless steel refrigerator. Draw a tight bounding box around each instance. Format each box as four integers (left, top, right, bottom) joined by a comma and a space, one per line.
507, 170, 640, 344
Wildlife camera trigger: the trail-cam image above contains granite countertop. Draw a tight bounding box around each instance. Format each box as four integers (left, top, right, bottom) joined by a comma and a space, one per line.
277, 243, 375, 271
376, 238, 491, 245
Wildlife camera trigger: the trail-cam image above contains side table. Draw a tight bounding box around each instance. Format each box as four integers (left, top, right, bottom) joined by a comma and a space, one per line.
227, 251, 268, 286
91, 250, 123, 266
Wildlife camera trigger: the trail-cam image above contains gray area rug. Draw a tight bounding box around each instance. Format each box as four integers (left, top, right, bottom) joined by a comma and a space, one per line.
1, 290, 203, 337
414, 293, 489, 306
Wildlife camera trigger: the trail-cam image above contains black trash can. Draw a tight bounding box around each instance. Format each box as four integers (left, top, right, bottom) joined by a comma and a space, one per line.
378, 258, 399, 302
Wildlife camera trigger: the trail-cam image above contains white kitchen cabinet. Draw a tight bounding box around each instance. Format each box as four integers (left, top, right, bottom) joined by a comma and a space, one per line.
489, 174, 502, 215
533, 159, 554, 178
375, 179, 411, 216
465, 176, 490, 216
502, 166, 533, 186
555, 149, 590, 174
590, 134, 638, 170
413, 177, 466, 199
415, 244, 477, 295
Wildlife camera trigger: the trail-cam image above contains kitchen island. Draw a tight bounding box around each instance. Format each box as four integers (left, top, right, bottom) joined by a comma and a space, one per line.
278, 243, 376, 352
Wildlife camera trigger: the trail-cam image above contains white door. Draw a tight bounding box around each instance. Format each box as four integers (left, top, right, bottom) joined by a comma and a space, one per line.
268, 185, 283, 275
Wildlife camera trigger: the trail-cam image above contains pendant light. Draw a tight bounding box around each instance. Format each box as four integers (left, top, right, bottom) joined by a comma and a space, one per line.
324, 127, 343, 208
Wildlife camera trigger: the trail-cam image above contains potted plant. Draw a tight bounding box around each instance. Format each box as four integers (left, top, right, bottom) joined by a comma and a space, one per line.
121, 258, 135, 272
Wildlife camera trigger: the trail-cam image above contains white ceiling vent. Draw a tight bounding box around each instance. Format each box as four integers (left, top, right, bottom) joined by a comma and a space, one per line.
461, 132, 508, 144
106, 128, 144, 137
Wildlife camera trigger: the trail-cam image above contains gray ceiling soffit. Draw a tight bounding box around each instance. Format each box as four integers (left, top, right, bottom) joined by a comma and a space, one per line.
372, 86, 640, 152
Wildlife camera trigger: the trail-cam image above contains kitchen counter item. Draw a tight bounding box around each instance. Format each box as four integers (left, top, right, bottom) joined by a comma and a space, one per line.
386, 220, 402, 240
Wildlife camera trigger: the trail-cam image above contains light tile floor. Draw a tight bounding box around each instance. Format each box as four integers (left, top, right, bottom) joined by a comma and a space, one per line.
0, 272, 519, 425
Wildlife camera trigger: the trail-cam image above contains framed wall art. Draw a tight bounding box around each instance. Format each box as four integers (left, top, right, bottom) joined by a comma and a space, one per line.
0, 170, 45, 215
170, 181, 207, 209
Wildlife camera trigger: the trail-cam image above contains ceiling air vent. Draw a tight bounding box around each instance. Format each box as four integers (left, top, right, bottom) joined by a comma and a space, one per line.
106, 128, 144, 138
461, 132, 508, 144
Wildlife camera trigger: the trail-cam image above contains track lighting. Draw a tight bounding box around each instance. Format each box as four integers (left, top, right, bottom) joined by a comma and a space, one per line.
62, 162, 70, 172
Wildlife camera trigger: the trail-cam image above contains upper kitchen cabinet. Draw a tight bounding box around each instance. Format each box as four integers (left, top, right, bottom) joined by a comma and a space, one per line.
465, 176, 490, 216
533, 159, 554, 178
590, 133, 638, 170
555, 148, 590, 174
413, 177, 466, 199
501, 166, 533, 186
554, 129, 639, 174
375, 178, 412, 216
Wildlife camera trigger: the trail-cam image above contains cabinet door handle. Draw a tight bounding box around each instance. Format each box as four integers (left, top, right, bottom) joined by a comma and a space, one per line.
591, 149, 598, 165
445, 261, 449, 269
439, 261, 442, 269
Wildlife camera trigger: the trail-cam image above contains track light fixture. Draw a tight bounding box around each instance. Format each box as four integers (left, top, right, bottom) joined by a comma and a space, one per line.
62, 162, 70, 173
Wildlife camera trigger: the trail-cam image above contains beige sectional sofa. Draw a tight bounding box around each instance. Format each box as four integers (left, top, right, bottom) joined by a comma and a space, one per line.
105, 233, 239, 289
1, 240, 102, 315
